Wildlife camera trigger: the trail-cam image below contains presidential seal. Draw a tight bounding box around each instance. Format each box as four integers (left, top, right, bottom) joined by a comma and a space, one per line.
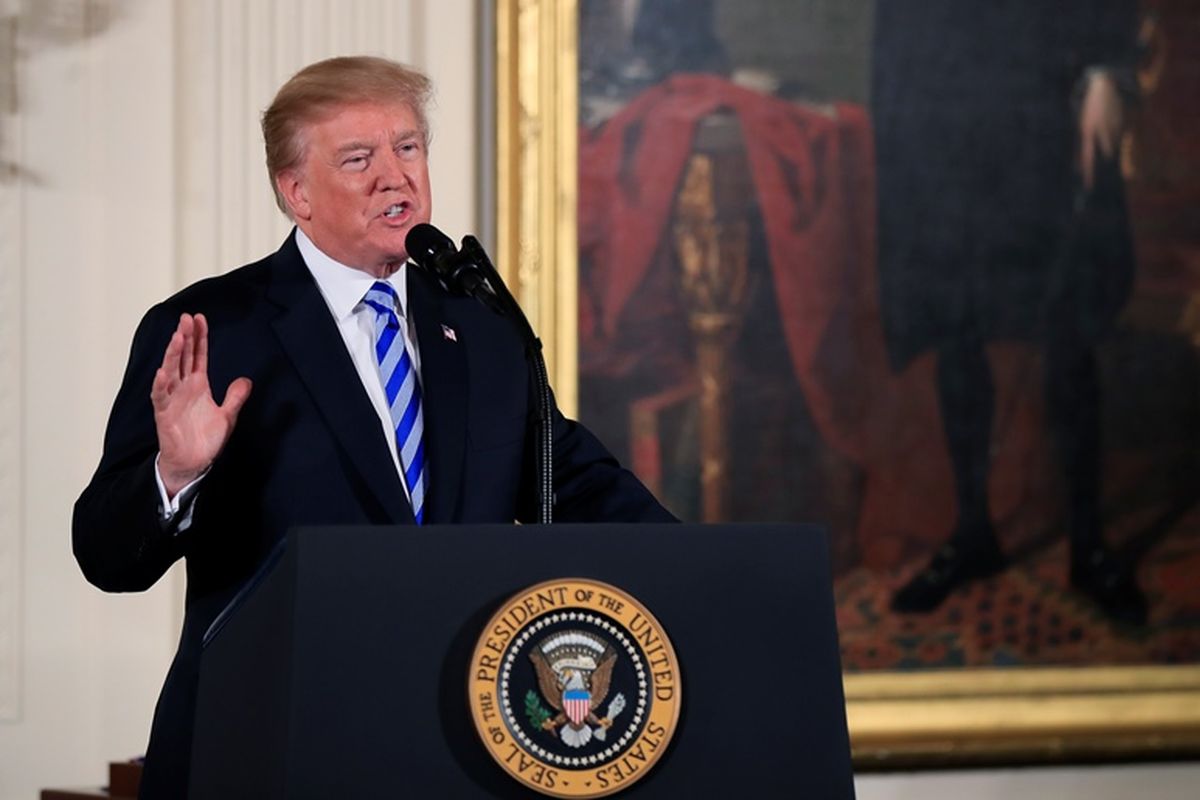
469, 578, 681, 797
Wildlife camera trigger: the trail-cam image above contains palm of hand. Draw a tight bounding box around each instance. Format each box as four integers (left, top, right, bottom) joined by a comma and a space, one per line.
151, 313, 252, 496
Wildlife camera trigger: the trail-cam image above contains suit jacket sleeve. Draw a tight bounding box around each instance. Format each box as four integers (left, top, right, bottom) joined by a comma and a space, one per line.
73, 303, 189, 592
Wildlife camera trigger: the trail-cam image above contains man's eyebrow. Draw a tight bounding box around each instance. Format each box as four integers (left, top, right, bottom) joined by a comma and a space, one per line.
392, 129, 422, 144
335, 140, 376, 154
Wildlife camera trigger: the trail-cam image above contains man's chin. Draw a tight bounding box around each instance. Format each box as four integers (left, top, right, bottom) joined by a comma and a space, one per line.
370, 233, 415, 265
383, 222, 430, 260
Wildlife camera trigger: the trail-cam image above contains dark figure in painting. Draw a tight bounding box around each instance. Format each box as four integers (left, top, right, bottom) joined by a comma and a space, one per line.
873, 1, 1147, 623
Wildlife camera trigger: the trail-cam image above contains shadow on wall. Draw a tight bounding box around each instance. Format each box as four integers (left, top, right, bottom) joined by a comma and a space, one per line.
0, 0, 128, 183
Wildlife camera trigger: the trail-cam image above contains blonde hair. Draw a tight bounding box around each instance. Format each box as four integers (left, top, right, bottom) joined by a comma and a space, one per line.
262, 56, 433, 215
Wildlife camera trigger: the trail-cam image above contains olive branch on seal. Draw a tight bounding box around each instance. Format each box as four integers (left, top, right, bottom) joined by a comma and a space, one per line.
525, 690, 552, 729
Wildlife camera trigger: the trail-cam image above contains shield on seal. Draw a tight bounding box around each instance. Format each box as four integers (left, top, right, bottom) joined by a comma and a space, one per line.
563, 688, 591, 726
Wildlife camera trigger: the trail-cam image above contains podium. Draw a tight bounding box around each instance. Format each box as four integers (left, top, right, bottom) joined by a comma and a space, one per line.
190, 524, 854, 798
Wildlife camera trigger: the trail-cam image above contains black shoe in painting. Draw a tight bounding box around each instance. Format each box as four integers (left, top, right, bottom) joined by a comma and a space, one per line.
891, 536, 1005, 613
1070, 548, 1148, 627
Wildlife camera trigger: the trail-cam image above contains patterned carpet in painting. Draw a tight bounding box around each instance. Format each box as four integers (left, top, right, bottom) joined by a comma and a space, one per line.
837, 502, 1200, 671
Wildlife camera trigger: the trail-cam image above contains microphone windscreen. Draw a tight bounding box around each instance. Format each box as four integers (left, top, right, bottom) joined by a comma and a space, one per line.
405, 223, 455, 267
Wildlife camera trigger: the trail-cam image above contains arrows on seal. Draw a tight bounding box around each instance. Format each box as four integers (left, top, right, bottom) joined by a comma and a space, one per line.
592, 693, 627, 741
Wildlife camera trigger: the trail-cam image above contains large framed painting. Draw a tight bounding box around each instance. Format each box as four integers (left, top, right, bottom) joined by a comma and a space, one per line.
494, 0, 1200, 765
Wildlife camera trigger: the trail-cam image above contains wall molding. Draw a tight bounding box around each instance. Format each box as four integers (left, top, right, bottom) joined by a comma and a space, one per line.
0, 3, 22, 722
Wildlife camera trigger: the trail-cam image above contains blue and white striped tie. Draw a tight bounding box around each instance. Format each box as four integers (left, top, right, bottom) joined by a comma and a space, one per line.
363, 281, 428, 523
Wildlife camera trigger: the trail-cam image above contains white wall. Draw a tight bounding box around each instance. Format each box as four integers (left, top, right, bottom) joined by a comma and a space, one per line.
0, 1, 475, 797
1, 3, 184, 797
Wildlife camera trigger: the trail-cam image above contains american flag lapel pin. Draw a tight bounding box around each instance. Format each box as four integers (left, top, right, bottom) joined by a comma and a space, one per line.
441, 323, 458, 342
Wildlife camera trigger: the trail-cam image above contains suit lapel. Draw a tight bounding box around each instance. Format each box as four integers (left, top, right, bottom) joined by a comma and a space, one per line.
266, 233, 414, 524
408, 266, 467, 523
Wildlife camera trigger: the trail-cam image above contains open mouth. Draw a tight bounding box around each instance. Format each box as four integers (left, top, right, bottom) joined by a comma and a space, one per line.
381, 202, 411, 221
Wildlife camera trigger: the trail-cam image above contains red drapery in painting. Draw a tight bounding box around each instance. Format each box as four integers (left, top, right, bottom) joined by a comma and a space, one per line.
579, 75, 1051, 562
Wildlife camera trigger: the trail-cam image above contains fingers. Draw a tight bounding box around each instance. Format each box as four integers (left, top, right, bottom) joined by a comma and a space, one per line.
160, 319, 186, 383
220, 377, 254, 425
160, 313, 211, 382
194, 313, 209, 375
154, 313, 210, 409
180, 314, 195, 375
150, 367, 170, 409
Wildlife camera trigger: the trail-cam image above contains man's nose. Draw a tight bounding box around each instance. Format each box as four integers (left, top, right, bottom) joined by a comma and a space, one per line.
374, 151, 411, 191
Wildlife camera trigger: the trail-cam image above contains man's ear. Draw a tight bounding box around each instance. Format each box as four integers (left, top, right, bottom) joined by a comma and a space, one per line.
276, 170, 311, 221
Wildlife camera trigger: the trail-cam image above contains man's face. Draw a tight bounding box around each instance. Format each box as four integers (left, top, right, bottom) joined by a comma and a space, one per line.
279, 101, 432, 275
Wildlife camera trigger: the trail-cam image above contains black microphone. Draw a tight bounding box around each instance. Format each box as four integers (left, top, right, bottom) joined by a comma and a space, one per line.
405, 223, 503, 312
407, 227, 552, 519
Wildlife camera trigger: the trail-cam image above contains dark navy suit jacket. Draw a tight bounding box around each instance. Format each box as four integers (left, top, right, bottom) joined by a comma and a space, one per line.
72, 231, 673, 798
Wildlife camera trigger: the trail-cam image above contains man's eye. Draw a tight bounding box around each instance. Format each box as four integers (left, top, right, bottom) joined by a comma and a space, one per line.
343, 156, 368, 168
398, 143, 420, 156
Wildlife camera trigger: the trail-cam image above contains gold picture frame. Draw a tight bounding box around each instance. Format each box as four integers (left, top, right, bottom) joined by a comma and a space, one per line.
493, 0, 1200, 767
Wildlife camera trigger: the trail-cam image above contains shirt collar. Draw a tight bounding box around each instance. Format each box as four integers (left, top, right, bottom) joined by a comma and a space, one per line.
294, 227, 409, 320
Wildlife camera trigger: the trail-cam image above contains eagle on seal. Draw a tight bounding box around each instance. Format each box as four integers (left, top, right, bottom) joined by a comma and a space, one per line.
530, 629, 620, 748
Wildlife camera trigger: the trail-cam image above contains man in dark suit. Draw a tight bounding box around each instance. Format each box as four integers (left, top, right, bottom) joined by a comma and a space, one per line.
73, 56, 673, 798
872, 2, 1144, 622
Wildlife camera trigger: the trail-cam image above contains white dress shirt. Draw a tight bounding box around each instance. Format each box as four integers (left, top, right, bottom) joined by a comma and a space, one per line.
156, 228, 422, 527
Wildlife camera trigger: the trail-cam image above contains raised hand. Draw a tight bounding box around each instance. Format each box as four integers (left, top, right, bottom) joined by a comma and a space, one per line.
150, 313, 252, 498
